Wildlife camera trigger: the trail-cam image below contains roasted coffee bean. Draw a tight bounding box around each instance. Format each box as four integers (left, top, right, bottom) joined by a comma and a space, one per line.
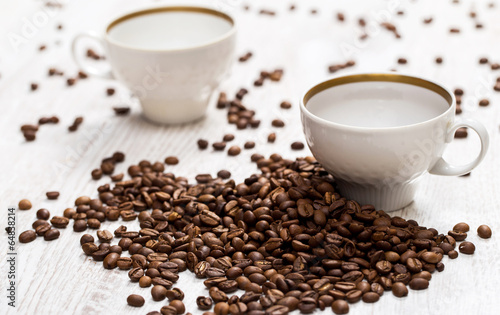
197, 296, 213, 310
160, 305, 177, 315
223, 134, 235, 142
397, 58, 407, 64
97, 230, 113, 242
80, 234, 94, 245
19, 230, 37, 243
127, 294, 145, 307
82, 242, 99, 255
214, 302, 230, 315
36, 208, 50, 220
280, 101, 292, 109
362, 292, 379, 303
228, 146, 241, 156
19, 199, 32, 210
44, 229, 60, 241
479, 99, 490, 106
198, 139, 209, 149
91, 169, 103, 180
267, 133, 276, 143
73, 220, 87, 232
392, 282, 408, 297
152, 285, 168, 301
479, 57, 489, 64
129, 267, 144, 282
272, 119, 285, 127
213, 142, 226, 151
453, 222, 470, 233
169, 300, 185, 314
448, 230, 467, 241
477, 225, 492, 238
50, 216, 69, 228
436, 57, 443, 64
165, 156, 179, 165
409, 278, 429, 290
291, 142, 304, 150
106, 88, 115, 96
103, 253, 120, 269
46, 191, 60, 199
459, 241, 475, 254
331, 300, 349, 314
117, 257, 133, 270
139, 276, 152, 288
244, 141, 255, 149
113, 107, 130, 115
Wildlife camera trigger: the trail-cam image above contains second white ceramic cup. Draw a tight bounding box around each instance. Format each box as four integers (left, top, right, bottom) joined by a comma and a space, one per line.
72, 6, 236, 124
300, 73, 490, 211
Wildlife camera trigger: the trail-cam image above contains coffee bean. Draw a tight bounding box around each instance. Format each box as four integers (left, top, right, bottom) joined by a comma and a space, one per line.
238, 52, 252, 62
479, 57, 489, 64
19, 230, 37, 243
454, 127, 468, 138
80, 234, 94, 245
113, 107, 130, 115
165, 156, 179, 165
448, 230, 467, 241
272, 119, 285, 127
127, 294, 145, 307
228, 146, 241, 156
31, 83, 38, 91
479, 99, 490, 106
291, 142, 304, 150
436, 57, 443, 64
448, 250, 458, 259
73, 220, 87, 232
169, 300, 185, 314
459, 241, 475, 255
280, 101, 292, 109
453, 222, 470, 233
477, 225, 492, 238
223, 134, 235, 142
409, 278, 429, 290
397, 58, 407, 64
91, 169, 103, 180
197, 296, 213, 310
362, 292, 379, 303
103, 253, 120, 269
331, 300, 349, 314
267, 133, 276, 143
101, 161, 114, 175
46, 191, 59, 200
244, 141, 255, 149
450, 28, 460, 33
392, 282, 408, 297
44, 228, 60, 241
82, 242, 98, 255
67, 78, 76, 86
166, 288, 184, 301
152, 285, 168, 301
214, 302, 229, 315
19, 199, 32, 210
50, 216, 69, 228
36, 208, 50, 220
97, 230, 113, 242
213, 142, 226, 151
106, 88, 115, 96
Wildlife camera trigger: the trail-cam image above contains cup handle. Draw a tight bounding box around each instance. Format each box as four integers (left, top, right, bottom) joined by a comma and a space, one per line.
429, 118, 489, 176
71, 32, 113, 79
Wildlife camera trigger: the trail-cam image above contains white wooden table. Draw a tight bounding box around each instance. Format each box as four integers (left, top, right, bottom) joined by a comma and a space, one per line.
1, 0, 499, 314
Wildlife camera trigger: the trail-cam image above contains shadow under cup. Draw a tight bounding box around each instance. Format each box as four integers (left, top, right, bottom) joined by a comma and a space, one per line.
104, 7, 236, 124
300, 74, 457, 211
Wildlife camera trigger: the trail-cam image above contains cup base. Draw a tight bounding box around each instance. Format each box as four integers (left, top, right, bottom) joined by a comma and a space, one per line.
335, 179, 418, 212
141, 99, 208, 125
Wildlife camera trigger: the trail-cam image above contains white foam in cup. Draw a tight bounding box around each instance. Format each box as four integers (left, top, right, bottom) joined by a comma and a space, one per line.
72, 7, 236, 124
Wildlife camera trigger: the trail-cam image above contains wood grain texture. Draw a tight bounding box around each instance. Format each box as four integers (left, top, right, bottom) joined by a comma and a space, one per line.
1, 0, 499, 314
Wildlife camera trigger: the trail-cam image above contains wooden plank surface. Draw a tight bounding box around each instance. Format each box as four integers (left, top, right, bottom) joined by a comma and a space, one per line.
1, 0, 499, 314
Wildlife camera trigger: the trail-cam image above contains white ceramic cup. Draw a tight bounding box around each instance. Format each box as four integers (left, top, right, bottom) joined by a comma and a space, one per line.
72, 6, 236, 124
300, 73, 489, 211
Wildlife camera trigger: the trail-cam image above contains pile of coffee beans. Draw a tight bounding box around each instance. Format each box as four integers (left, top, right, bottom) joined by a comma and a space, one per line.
19, 151, 492, 314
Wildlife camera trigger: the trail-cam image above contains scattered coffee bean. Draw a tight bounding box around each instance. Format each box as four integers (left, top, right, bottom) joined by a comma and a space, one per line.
46, 191, 59, 200
362, 292, 380, 303
169, 300, 185, 314
459, 242, 475, 254
244, 141, 255, 149
106, 88, 115, 96
44, 228, 60, 241
409, 278, 429, 290
113, 107, 131, 115
127, 294, 145, 307
337, 12, 345, 21
165, 156, 179, 165
223, 134, 235, 142
453, 222, 470, 233
479, 57, 489, 64
80, 234, 94, 245
19, 230, 37, 243
67, 78, 76, 86
139, 276, 152, 288
197, 139, 209, 149
392, 282, 408, 297
267, 133, 276, 143
479, 99, 490, 106
397, 58, 407, 64
91, 169, 103, 180
259, 9, 276, 16
381, 22, 401, 38
217, 170, 231, 179
454, 127, 468, 138
291, 141, 304, 150
228, 146, 241, 156
152, 285, 168, 301
36, 208, 50, 220
213, 142, 226, 151
331, 300, 349, 314
78, 71, 88, 79
436, 57, 443, 64
235, 88, 248, 100
68, 117, 84, 132
31, 83, 38, 91
477, 225, 492, 239
280, 101, 291, 109
450, 28, 460, 33
238, 52, 253, 62
19, 199, 32, 210
328, 60, 356, 73
197, 296, 213, 310
448, 250, 458, 259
